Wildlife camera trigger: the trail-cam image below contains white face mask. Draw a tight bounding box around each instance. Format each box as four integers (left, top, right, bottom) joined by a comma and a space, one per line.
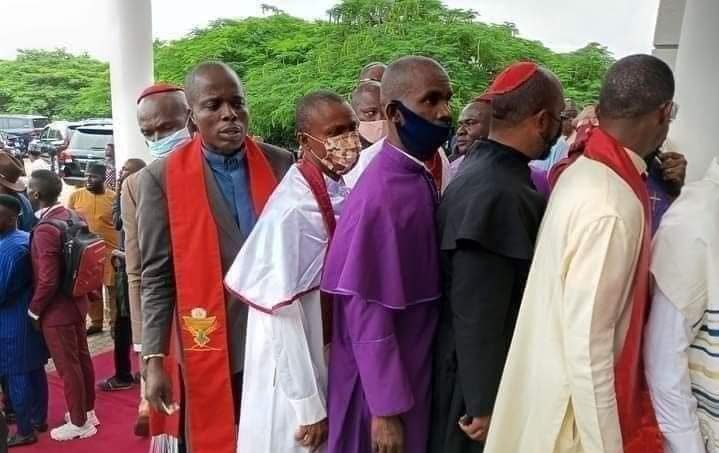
358, 120, 387, 144
146, 127, 191, 158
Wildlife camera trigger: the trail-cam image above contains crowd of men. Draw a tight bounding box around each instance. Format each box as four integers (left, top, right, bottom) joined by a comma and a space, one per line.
0, 50, 715, 453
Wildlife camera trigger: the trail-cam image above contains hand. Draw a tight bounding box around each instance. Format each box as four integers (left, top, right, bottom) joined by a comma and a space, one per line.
295, 418, 328, 452
371, 416, 404, 453
659, 151, 687, 187
458, 415, 491, 442
145, 358, 176, 415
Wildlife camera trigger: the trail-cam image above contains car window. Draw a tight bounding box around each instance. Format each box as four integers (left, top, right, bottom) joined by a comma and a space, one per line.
33, 118, 50, 128
69, 130, 114, 150
0, 119, 7, 129
40, 127, 51, 139
7, 118, 31, 129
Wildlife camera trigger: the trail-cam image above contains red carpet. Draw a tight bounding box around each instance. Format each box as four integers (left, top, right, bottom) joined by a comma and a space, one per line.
22, 351, 149, 452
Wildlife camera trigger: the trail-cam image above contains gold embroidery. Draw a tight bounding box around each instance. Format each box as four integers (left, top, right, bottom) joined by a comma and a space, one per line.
182, 308, 221, 351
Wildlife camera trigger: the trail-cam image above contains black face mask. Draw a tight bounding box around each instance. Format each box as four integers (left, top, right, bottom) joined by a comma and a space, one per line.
393, 101, 452, 161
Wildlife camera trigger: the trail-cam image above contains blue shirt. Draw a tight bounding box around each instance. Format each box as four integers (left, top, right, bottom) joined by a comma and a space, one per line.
0, 229, 48, 374
202, 144, 257, 237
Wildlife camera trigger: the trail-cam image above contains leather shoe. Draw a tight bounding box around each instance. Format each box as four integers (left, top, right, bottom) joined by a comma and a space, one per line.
8, 432, 38, 447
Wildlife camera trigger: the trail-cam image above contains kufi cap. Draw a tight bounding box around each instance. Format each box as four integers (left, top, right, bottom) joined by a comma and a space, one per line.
479, 62, 538, 101
137, 83, 184, 104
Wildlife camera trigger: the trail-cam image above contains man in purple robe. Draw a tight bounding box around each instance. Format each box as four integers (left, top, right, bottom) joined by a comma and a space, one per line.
321, 55, 453, 453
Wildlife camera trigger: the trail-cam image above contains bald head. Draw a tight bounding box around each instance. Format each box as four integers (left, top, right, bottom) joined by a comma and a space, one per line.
381, 56, 451, 108
137, 90, 189, 141
491, 67, 564, 126
184, 61, 244, 107
599, 54, 674, 120
359, 62, 386, 82
351, 81, 383, 122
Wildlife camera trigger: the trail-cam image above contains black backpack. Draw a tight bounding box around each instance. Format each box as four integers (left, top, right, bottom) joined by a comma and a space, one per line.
37, 212, 106, 298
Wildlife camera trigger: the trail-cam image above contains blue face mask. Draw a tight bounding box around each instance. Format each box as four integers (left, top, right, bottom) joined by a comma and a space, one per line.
146, 128, 191, 158
393, 101, 451, 161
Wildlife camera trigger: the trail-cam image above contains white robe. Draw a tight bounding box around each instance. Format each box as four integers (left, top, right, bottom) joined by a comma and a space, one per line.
645, 158, 719, 453
345, 138, 451, 192
224, 165, 349, 453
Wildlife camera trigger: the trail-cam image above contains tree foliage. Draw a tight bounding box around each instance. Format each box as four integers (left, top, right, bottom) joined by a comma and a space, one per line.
0, 0, 613, 146
0, 49, 111, 120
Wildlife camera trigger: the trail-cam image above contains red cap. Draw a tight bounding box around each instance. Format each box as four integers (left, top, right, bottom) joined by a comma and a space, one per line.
479, 61, 538, 101
137, 83, 184, 104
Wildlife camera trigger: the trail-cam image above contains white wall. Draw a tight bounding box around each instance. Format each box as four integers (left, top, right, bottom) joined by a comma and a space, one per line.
668, 0, 719, 181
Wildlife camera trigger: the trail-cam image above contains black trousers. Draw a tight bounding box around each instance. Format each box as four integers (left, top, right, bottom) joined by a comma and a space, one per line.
112, 255, 133, 383
113, 314, 133, 382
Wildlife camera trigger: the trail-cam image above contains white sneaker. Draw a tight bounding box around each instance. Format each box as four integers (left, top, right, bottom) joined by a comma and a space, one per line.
63, 410, 100, 427
50, 421, 97, 441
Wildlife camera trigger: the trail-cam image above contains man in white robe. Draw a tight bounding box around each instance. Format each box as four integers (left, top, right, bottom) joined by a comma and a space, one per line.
224, 91, 361, 453
485, 54, 676, 453
645, 157, 719, 453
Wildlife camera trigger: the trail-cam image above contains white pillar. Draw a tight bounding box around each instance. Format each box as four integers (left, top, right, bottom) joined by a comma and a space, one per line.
668, 0, 719, 182
108, 0, 154, 167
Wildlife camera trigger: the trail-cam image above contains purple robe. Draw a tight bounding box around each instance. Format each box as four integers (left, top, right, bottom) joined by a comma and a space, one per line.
321, 142, 441, 453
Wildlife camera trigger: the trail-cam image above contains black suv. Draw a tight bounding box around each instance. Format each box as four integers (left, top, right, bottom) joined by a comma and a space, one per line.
0, 114, 50, 153
60, 124, 114, 179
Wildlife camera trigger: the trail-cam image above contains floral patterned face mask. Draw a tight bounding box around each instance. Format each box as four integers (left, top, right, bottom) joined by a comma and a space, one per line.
304, 130, 362, 175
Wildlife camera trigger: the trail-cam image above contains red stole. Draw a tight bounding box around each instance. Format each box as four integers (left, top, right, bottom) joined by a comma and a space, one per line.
550, 127, 663, 452
296, 159, 336, 346
153, 135, 277, 453
424, 150, 443, 191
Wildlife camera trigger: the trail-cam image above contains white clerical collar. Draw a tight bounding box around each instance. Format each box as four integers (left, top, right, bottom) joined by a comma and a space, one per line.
385, 141, 426, 168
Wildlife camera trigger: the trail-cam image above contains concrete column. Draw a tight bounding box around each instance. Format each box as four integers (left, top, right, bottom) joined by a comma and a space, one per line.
668, 0, 719, 182
652, 0, 686, 70
108, 0, 154, 168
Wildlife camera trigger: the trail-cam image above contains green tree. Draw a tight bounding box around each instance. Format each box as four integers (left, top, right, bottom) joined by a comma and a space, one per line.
0, 0, 613, 145
0, 49, 111, 119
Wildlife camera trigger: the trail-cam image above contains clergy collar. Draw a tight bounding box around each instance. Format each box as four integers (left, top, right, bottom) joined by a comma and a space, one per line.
385, 141, 426, 168
202, 142, 246, 170
624, 148, 648, 176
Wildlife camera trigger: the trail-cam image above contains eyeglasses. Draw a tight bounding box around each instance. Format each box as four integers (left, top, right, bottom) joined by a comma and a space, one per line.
669, 102, 679, 121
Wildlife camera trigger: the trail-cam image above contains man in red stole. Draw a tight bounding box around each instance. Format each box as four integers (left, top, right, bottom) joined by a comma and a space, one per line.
136, 62, 293, 453
485, 54, 675, 453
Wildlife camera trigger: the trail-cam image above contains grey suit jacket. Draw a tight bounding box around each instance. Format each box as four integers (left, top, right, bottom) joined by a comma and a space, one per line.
137, 141, 293, 373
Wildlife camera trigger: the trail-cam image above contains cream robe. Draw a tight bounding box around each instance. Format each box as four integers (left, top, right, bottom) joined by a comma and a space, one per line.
485, 150, 647, 453
224, 165, 349, 453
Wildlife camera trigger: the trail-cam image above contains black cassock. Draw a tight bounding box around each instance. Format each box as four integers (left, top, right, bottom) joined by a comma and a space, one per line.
428, 139, 546, 453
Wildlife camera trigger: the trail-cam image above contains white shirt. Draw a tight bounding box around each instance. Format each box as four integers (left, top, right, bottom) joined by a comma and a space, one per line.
645, 158, 719, 453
